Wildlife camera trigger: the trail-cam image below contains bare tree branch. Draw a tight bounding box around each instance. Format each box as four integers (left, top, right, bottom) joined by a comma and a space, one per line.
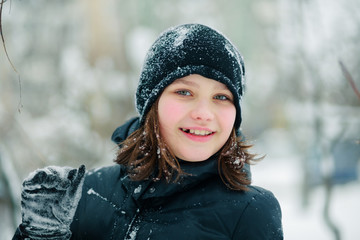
339, 60, 360, 101
323, 176, 341, 240
0, 0, 23, 112
0, 0, 17, 72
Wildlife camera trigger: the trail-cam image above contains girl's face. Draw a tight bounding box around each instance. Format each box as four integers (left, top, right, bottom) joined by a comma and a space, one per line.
158, 74, 236, 162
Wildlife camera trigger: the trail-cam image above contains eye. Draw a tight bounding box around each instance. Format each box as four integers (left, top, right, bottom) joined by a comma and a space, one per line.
176, 90, 192, 96
214, 94, 232, 101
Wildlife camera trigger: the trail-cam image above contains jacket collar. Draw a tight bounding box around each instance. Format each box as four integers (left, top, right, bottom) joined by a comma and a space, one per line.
121, 155, 219, 203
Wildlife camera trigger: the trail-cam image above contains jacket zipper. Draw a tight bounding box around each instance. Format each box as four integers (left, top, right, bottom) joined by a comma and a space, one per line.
124, 208, 141, 240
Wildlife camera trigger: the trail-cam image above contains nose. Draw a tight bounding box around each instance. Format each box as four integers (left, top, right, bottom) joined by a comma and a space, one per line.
190, 99, 214, 122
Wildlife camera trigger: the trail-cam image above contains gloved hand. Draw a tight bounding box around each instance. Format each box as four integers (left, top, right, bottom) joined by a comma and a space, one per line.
19, 165, 86, 240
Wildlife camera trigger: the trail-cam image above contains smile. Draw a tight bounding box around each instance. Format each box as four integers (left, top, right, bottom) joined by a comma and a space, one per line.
180, 128, 214, 136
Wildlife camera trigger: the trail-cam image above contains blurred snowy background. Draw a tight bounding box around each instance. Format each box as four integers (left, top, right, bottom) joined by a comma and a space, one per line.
0, 0, 359, 239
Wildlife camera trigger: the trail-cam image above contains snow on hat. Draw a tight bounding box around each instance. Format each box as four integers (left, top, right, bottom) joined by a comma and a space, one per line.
136, 23, 246, 130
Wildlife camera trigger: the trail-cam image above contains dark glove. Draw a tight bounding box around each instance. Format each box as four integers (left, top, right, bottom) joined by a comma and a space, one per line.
19, 165, 86, 240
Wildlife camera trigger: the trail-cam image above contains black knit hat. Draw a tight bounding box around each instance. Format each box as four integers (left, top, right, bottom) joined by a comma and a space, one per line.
136, 23, 246, 130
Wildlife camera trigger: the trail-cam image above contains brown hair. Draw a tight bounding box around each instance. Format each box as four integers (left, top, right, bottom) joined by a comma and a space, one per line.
115, 100, 259, 191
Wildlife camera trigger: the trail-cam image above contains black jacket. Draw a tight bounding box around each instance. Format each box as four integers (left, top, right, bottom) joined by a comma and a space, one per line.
13, 118, 283, 239
69, 157, 283, 240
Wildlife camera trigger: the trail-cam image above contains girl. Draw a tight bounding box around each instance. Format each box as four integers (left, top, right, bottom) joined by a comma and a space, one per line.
14, 23, 283, 240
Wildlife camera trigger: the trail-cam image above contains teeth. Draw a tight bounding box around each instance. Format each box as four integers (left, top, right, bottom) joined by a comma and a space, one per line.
184, 129, 212, 136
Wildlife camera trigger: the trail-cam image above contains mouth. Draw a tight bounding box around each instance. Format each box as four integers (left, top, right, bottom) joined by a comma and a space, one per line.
180, 128, 215, 136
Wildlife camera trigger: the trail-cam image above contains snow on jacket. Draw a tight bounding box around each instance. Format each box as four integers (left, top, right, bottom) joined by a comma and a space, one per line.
69, 156, 283, 240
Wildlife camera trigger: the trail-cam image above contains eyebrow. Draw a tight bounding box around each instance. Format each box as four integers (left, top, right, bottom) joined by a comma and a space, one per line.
173, 78, 199, 88
214, 82, 229, 91
173, 78, 229, 91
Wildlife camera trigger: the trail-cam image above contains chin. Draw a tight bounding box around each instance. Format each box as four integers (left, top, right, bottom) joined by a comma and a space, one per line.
179, 152, 213, 162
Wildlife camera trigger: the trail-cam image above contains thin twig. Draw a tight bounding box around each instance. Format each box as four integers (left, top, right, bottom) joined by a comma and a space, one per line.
0, 0, 17, 72
0, 0, 23, 112
323, 176, 341, 240
339, 60, 360, 101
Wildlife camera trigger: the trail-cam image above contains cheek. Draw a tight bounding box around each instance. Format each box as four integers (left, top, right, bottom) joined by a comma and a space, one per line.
217, 106, 236, 129
158, 98, 186, 129
158, 98, 185, 139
